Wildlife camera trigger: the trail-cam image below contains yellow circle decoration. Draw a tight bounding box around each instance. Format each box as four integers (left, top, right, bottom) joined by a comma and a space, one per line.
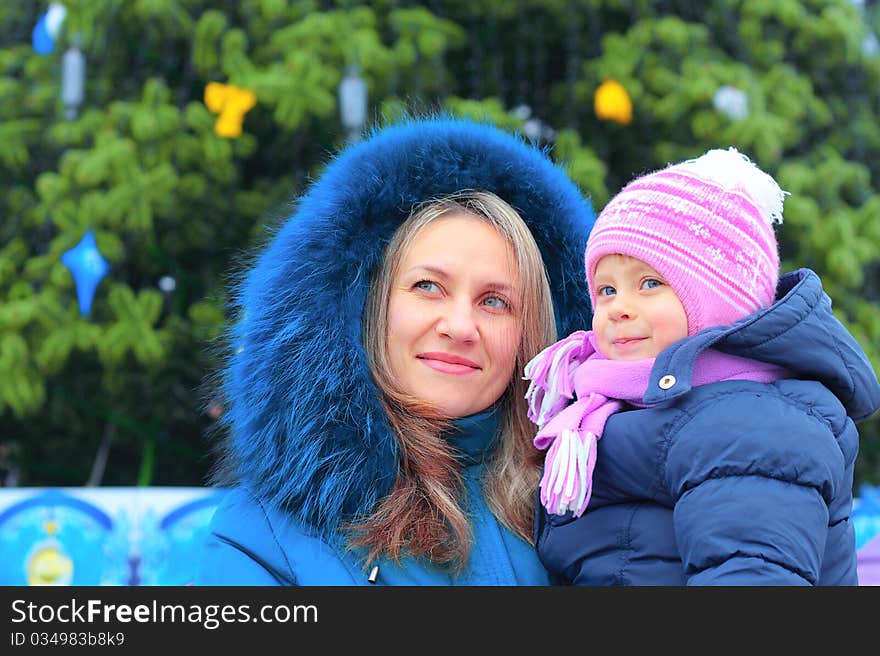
594, 79, 633, 125
26, 545, 74, 586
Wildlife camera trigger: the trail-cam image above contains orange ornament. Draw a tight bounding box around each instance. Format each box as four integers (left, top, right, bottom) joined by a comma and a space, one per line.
594, 79, 632, 125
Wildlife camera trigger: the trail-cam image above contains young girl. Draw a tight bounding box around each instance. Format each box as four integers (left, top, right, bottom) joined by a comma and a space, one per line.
525, 147, 880, 585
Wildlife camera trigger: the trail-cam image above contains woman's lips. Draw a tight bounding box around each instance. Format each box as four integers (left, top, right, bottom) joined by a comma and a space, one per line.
417, 353, 481, 375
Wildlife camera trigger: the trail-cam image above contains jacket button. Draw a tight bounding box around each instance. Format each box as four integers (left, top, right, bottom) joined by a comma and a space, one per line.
659, 374, 676, 390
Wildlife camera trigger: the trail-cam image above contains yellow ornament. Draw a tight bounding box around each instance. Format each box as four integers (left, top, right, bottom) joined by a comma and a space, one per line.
27, 546, 73, 586
594, 79, 632, 125
204, 82, 257, 138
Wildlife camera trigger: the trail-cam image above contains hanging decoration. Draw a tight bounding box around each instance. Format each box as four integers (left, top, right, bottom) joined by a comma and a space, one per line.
712, 84, 749, 121
203, 82, 257, 138
158, 276, 176, 293
61, 230, 110, 317
863, 32, 879, 57
594, 79, 632, 125
32, 2, 67, 55
338, 66, 367, 143
512, 104, 532, 121
32, 17, 55, 55
514, 105, 557, 144
848, 0, 877, 57
62, 33, 85, 120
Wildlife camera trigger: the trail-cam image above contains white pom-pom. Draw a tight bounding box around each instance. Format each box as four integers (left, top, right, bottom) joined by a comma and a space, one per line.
675, 147, 788, 225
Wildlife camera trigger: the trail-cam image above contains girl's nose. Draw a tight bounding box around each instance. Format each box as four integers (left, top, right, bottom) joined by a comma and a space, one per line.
608, 295, 634, 322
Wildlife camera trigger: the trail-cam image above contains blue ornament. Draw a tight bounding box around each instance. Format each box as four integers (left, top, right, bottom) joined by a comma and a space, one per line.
32, 15, 55, 55
61, 230, 110, 316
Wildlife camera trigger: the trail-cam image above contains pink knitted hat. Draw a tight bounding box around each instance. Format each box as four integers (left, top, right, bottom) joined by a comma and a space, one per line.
585, 147, 787, 335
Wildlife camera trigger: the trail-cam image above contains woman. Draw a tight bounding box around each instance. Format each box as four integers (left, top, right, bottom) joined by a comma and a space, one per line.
196, 117, 596, 585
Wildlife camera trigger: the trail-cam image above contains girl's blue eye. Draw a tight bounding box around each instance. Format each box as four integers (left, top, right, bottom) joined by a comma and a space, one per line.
598, 286, 616, 297
415, 280, 439, 293
641, 278, 662, 290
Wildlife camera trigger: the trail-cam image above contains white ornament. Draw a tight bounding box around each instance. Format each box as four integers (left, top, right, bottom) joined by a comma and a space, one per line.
45, 3, 68, 38
158, 276, 176, 293
712, 85, 749, 121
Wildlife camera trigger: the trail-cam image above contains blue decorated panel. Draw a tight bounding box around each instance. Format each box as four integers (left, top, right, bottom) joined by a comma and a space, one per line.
1, 485, 879, 585
0, 488, 224, 586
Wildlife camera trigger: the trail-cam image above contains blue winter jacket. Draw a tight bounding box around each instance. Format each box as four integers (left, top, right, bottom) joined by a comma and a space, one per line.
536, 268, 880, 585
196, 118, 596, 585
199, 408, 554, 585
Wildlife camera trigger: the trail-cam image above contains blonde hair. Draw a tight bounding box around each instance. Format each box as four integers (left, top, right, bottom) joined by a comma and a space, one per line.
349, 190, 556, 570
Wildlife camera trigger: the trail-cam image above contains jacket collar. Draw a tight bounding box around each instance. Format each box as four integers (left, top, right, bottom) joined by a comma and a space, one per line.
448, 405, 501, 467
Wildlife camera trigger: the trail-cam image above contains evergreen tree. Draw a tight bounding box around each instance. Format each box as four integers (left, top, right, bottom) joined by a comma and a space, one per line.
1, 0, 878, 488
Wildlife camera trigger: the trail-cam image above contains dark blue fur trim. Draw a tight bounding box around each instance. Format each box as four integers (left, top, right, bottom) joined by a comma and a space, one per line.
220, 117, 596, 541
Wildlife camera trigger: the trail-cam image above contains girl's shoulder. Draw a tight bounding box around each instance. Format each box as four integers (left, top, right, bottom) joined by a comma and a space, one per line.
663, 380, 854, 501
679, 377, 847, 434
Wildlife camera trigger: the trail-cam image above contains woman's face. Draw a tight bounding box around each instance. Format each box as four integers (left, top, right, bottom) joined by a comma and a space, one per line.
386, 214, 523, 418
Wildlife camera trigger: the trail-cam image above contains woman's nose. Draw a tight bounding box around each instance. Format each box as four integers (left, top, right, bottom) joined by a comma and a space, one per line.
436, 300, 479, 342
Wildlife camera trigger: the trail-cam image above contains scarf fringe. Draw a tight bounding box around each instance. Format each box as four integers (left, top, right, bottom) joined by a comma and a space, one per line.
539, 429, 596, 517
524, 330, 590, 427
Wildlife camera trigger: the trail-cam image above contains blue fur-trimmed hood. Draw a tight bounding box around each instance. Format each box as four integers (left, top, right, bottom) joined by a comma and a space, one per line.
218, 117, 596, 539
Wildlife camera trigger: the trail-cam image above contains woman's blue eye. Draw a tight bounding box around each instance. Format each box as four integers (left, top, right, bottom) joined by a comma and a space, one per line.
641, 278, 663, 290
415, 280, 439, 293
482, 296, 510, 310
598, 286, 616, 297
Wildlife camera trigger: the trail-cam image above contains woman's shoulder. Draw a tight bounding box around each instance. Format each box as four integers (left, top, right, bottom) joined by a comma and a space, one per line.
200, 487, 361, 585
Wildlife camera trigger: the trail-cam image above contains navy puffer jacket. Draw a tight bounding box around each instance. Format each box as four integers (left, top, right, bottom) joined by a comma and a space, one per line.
536, 268, 880, 585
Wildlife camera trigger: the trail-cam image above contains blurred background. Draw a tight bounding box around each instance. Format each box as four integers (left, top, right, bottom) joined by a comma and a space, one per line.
1, 0, 879, 584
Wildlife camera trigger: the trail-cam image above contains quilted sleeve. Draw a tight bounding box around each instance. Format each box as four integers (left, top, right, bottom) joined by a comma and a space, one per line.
665, 389, 845, 585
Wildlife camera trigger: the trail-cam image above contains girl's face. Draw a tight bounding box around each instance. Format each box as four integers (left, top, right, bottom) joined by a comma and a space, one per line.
386, 214, 522, 417
591, 254, 688, 360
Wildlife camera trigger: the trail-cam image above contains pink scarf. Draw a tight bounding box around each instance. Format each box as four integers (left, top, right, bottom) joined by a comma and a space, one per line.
524, 330, 789, 517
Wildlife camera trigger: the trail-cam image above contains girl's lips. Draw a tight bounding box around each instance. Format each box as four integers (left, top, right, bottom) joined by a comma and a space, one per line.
613, 337, 647, 347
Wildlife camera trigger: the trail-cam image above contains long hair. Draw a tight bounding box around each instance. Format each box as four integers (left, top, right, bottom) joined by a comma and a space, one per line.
350, 190, 556, 571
